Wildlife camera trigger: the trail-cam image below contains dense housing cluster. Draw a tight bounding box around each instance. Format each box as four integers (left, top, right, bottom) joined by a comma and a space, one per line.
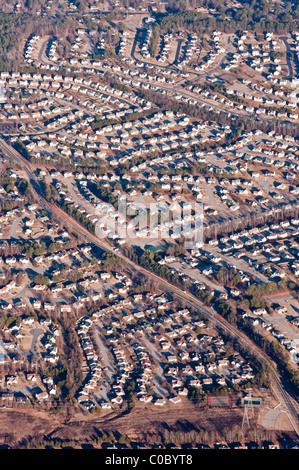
0, 0, 298, 449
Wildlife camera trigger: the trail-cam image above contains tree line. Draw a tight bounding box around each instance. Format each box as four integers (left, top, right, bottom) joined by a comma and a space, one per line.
157, 0, 298, 35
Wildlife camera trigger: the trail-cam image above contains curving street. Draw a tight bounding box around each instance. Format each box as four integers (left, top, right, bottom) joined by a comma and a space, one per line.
1, 137, 298, 435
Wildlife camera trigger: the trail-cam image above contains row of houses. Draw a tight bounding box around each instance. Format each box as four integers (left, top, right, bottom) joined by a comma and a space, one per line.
76, 313, 103, 409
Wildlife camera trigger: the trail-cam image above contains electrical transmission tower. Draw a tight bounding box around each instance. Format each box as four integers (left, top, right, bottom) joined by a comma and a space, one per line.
242, 391, 254, 432
242, 404, 250, 431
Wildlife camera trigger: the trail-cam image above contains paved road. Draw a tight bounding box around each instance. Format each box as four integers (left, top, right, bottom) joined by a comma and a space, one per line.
67, 181, 96, 215
29, 328, 44, 357
9, 216, 22, 239
280, 36, 294, 80
30, 33, 297, 129
174, 38, 184, 64
141, 334, 169, 397
169, 260, 226, 293
1, 138, 299, 435
94, 326, 115, 401
37, 38, 51, 64
203, 246, 269, 283
131, 28, 185, 71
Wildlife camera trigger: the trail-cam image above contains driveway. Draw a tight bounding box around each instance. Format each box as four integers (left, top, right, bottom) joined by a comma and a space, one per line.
29, 328, 44, 357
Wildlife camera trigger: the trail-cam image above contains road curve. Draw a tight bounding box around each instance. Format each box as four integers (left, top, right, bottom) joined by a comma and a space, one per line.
1, 137, 299, 435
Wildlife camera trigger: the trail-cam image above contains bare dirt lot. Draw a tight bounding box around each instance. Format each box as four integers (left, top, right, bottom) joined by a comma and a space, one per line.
0, 404, 241, 446
0, 396, 293, 448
